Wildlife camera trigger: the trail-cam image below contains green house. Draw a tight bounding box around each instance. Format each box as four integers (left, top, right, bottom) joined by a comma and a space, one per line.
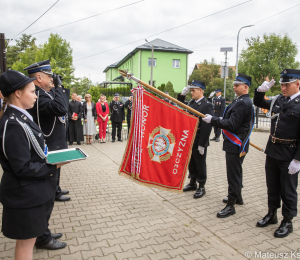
103, 39, 193, 92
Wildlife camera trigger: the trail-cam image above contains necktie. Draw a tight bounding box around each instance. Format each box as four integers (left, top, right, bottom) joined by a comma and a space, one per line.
284, 97, 290, 105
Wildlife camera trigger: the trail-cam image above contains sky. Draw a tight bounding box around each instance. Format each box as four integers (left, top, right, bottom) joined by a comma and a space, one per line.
1, 0, 300, 84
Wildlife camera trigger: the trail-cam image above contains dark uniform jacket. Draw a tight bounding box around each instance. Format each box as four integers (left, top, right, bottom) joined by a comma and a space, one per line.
83, 102, 97, 120
211, 94, 253, 154
0, 107, 57, 208
177, 94, 213, 147
27, 86, 69, 151
110, 101, 125, 122
209, 96, 226, 116
124, 100, 132, 119
254, 89, 300, 161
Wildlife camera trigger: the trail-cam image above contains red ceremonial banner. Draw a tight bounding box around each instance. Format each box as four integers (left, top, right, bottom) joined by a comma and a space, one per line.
119, 89, 198, 193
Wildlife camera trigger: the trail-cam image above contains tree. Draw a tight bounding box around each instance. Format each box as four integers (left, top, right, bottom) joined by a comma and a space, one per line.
88, 86, 101, 103
72, 77, 92, 96
238, 33, 300, 96
36, 33, 75, 89
157, 83, 165, 92
165, 81, 175, 97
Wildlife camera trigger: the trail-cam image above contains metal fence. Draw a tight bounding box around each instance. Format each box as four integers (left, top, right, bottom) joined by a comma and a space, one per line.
253, 96, 276, 128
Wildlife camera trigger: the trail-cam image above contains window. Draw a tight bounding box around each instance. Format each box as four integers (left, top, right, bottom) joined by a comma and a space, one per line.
149, 80, 156, 86
173, 59, 180, 68
148, 58, 156, 67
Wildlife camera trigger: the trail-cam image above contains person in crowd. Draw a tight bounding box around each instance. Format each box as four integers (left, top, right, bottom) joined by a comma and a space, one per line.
83, 94, 97, 144
178, 80, 213, 199
110, 93, 125, 142
25, 60, 70, 249
253, 69, 300, 238
0, 70, 67, 259
96, 94, 109, 143
68, 93, 84, 145
124, 94, 133, 133
203, 73, 254, 218
208, 89, 226, 142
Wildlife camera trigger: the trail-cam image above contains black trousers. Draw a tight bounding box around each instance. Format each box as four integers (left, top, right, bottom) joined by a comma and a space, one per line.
127, 117, 131, 133
226, 152, 245, 201
188, 141, 207, 185
55, 168, 62, 199
112, 121, 122, 140
213, 112, 221, 137
265, 155, 299, 219
35, 196, 55, 246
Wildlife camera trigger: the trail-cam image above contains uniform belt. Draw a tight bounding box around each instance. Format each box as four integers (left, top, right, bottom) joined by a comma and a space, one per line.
214, 110, 220, 113
270, 135, 299, 145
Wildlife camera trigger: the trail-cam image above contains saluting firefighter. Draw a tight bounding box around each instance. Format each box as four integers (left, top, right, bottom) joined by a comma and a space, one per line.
0, 71, 67, 259
110, 93, 125, 142
208, 89, 226, 142
124, 94, 133, 133
178, 80, 213, 199
25, 60, 70, 250
253, 69, 300, 238
203, 73, 254, 218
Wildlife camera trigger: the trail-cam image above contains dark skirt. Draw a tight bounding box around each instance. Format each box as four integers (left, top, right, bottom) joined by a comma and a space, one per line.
2, 203, 47, 240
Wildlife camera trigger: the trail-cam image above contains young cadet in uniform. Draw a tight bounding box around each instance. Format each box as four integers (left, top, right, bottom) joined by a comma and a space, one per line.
0, 70, 67, 260
24, 60, 70, 250
178, 80, 213, 199
203, 73, 254, 218
110, 93, 125, 142
208, 89, 226, 142
253, 69, 300, 238
124, 94, 133, 133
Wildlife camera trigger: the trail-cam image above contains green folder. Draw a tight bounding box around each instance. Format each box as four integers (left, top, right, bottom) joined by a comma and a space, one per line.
46, 148, 88, 165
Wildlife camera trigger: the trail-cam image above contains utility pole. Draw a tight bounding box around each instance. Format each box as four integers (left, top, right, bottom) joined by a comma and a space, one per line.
220, 47, 233, 100
0, 33, 7, 75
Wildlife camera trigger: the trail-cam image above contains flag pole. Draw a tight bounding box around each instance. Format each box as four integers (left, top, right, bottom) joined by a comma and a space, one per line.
118, 69, 264, 153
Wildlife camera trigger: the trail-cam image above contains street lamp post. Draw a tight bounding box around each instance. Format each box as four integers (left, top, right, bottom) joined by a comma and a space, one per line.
236, 25, 254, 77
145, 39, 154, 86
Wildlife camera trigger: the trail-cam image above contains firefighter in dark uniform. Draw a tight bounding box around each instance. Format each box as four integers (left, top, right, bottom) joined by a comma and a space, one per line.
253, 69, 300, 238
203, 73, 254, 218
124, 94, 133, 133
178, 80, 213, 199
110, 93, 125, 142
208, 89, 226, 142
0, 70, 67, 257
24, 60, 69, 250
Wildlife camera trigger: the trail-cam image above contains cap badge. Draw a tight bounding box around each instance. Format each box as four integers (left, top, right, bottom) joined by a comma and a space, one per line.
284, 70, 288, 74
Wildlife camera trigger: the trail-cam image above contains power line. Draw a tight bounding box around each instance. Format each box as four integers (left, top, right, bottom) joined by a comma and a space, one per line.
190, 3, 300, 50
75, 0, 252, 61
30, 0, 146, 36
13, 0, 60, 38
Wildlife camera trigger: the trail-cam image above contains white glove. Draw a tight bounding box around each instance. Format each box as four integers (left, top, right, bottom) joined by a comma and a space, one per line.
219, 117, 223, 119
202, 114, 212, 124
209, 91, 215, 98
181, 85, 190, 95
257, 79, 276, 92
198, 146, 205, 155
288, 159, 300, 174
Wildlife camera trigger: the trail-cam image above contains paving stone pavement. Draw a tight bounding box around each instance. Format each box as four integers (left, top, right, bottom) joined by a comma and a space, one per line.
0, 131, 299, 260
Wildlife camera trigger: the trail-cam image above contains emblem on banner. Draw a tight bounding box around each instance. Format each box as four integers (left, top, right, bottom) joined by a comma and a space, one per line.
148, 126, 175, 163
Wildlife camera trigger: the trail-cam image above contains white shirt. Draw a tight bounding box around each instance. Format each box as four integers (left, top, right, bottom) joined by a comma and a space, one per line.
9, 104, 33, 122
195, 96, 204, 103
288, 91, 300, 102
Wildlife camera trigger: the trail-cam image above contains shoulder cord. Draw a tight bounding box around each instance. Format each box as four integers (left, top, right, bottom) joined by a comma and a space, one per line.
37, 90, 56, 137
16, 118, 46, 159
265, 94, 280, 136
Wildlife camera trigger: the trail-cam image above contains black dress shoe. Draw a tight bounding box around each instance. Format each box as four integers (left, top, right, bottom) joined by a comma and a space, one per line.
274, 219, 293, 238
217, 198, 236, 218
61, 190, 69, 195
55, 195, 71, 202
210, 136, 217, 141
69, 142, 73, 145
194, 187, 206, 199
118, 139, 123, 142
257, 208, 278, 227
112, 139, 115, 143
223, 192, 244, 205
36, 238, 67, 250
183, 178, 197, 192
51, 233, 63, 239
215, 137, 220, 142
77, 142, 81, 145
